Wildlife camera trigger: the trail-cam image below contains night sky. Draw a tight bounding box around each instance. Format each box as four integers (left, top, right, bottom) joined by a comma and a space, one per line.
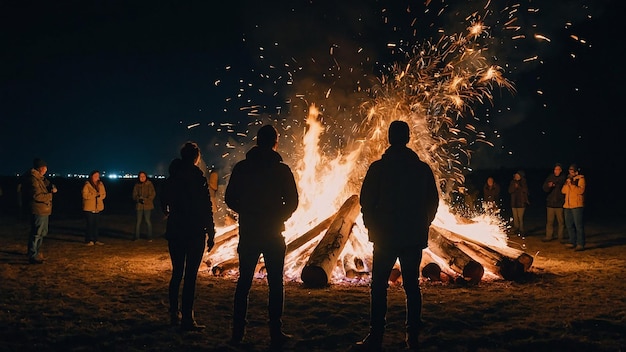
1, 0, 623, 177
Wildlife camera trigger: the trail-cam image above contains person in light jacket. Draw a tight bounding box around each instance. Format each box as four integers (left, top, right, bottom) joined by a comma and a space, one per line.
82, 170, 106, 245
562, 164, 586, 251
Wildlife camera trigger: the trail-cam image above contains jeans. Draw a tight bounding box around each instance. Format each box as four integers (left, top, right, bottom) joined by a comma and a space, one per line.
168, 234, 206, 319
370, 244, 423, 334
546, 207, 565, 240
135, 209, 153, 239
511, 207, 526, 234
564, 207, 585, 247
28, 214, 49, 260
233, 238, 286, 328
84, 211, 100, 243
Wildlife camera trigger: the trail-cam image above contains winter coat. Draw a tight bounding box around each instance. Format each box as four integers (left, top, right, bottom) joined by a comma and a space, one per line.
562, 175, 585, 209
82, 181, 106, 213
359, 145, 439, 249
542, 173, 566, 208
225, 146, 299, 247
29, 168, 53, 216
132, 179, 156, 211
483, 183, 500, 203
508, 178, 529, 208
161, 160, 215, 241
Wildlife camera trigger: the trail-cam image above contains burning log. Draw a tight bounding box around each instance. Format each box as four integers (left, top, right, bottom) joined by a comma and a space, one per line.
430, 225, 533, 280
301, 195, 361, 287
428, 226, 484, 284
286, 214, 335, 254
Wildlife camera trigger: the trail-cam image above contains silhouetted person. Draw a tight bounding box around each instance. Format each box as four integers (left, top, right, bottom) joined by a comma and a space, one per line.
542, 163, 566, 242
508, 170, 529, 235
82, 170, 106, 245
225, 125, 299, 348
161, 142, 215, 331
26, 158, 57, 264
357, 120, 439, 351
132, 171, 156, 241
562, 164, 586, 251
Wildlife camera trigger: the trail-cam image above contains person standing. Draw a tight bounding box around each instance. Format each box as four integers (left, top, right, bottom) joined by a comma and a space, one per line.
357, 120, 440, 351
508, 170, 529, 236
225, 125, 299, 348
132, 171, 156, 241
82, 170, 106, 245
161, 142, 215, 331
562, 164, 586, 251
542, 163, 567, 242
482, 176, 500, 214
26, 158, 58, 264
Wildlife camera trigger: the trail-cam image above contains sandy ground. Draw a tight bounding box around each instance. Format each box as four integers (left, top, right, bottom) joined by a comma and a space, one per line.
1, 212, 625, 352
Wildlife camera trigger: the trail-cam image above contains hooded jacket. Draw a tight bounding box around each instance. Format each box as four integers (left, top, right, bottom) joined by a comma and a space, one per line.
359, 145, 439, 249
225, 146, 298, 247
29, 168, 53, 216
161, 160, 215, 240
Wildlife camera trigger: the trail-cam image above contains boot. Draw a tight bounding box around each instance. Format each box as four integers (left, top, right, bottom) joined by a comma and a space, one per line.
180, 311, 205, 332
405, 330, 419, 350
269, 322, 292, 348
354, 330, 383, 351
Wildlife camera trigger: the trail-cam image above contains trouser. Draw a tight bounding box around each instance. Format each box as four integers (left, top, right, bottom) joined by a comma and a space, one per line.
564, 207, 585, 247
233, 238, 287, 330
511, 207, 526, 233
545, 207, 565, 240
168, 234, 206, 318
84, 211, 100, 242
370, 244, 423, 334
135, 209, 153, 239
28, 214, 49, 260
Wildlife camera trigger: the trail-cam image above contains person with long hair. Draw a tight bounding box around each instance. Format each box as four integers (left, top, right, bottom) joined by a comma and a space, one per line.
82, 170, 106, 245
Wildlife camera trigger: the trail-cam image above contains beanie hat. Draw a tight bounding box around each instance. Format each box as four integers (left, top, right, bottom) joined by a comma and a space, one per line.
33, 158, 47, 169
388, 120, 410, 146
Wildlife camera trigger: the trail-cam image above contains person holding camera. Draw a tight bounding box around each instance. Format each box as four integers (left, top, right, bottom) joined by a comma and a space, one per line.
542, 163, 567, 242
562, 164, 586, 251
508, 170, 530, 236
132, 171, 156, 241
82, 170, 106, 245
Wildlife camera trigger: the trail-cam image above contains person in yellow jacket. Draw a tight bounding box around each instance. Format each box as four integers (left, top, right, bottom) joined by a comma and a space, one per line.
132, 171, 156, 241
82, 170, 106, 245
562, 164, 585, 251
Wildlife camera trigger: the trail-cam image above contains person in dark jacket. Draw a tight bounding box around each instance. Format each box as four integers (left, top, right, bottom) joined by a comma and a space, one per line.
225, 125, 299, 348
132, 171, 156, 241
542, 163, 566, 242
508, 170, 529, 235
26, 158, 57, 264
357, 120, 439, 351
161, 142, 215, 331
482, 176, 501, 214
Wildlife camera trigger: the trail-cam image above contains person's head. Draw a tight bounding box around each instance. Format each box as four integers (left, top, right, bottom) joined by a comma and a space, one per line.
388, 120, 410, 146
89, 170, 100, 183
553, 163, 563, 176
180, 142, 201, 165
486, 177, 494, 186
33, 158, 48, 175
514, 170, 524, 180
257, 125, 278, 150
568, 164, 580, 177
138, 171, 147, 183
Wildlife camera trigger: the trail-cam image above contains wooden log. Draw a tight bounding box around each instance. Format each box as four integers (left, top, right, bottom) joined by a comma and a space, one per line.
286, 214, 335, 254
301, 195, 361, 287
428, 226, 484, 284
